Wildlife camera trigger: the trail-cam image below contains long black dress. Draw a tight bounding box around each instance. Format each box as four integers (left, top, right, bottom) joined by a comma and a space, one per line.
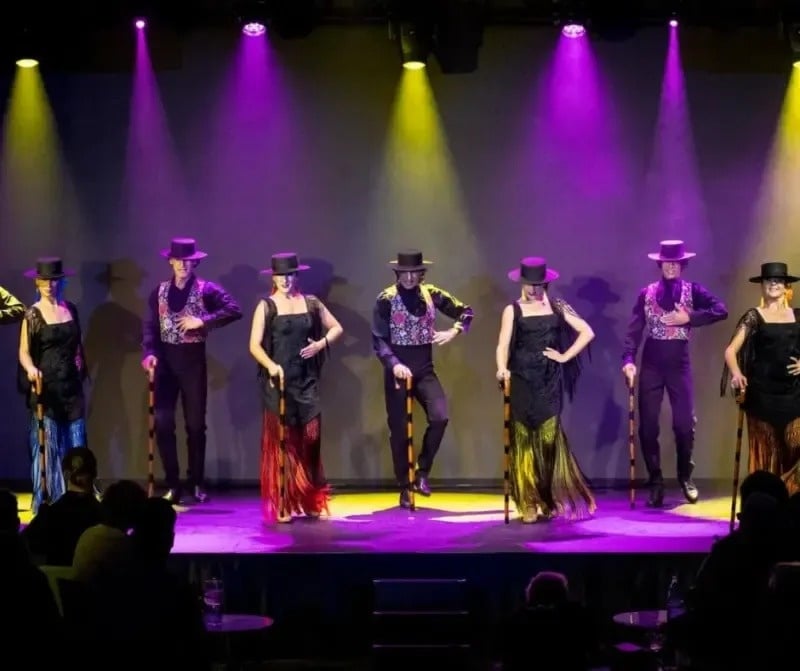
507, 299, 596, 520
721, 308, 800, 494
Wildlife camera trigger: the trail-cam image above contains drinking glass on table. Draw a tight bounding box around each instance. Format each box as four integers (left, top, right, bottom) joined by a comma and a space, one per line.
203, 578, 224, 627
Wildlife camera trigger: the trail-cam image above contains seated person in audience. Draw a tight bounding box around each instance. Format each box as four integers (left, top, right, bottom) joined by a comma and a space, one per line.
23, 447, 102, 566
72, 479, 147, 583
0, 489, 62, 646
501, 571, 593, 671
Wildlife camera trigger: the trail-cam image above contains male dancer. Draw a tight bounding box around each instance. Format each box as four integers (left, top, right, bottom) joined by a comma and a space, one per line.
141, 238, 242, 504
622, 240, 728, 507
372, 250, 474, 508
0, 285, 25, 324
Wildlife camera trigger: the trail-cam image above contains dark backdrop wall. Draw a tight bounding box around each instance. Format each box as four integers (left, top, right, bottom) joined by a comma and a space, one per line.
0, 25, 792, 484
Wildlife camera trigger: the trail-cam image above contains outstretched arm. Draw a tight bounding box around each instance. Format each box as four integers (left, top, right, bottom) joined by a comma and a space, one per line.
0, 286, 25, 325
429, 285, 474, 334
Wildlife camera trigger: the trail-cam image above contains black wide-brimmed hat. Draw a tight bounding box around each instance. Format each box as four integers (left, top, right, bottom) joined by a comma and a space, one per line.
749, 262, 800, 284
160, 237, 208, 261
647, 240, 696, 262
508, 257, 559, 284
260, 252, 310, 276
388, 250, 433, 272
23, 256, 74, 280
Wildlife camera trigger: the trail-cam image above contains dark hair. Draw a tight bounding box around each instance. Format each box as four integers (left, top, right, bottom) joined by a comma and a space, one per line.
740, 470, 789, 507
100, 480, 147, 531
62, 447, 97, 489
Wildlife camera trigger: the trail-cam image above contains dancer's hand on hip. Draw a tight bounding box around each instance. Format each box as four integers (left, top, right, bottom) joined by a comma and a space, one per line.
432, 328, 457, 346
787, 357, 800, 376
542, 348, 567, 363
177, 315, 204, 332
299, 338, 323, 359
622, 363, 636, 386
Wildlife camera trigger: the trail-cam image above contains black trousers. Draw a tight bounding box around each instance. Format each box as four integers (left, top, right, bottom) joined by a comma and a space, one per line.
638, 339, 695, 482
154, 344, 208, 490
384, 370, 449, 486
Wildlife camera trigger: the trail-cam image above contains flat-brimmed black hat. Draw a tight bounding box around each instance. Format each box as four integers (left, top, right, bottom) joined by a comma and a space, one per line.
508, 257, 559, 284
260, 253, 310, 276
389, 250, 433, 272
749, 262, 800, 284
160, 237, 208, 261
23, 257, 74, 280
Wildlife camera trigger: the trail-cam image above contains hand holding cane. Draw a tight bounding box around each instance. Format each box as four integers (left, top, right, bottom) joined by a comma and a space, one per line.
502, 377, 511, 525
278, 374, 288, 521
406, 377, 416, 512
627, 375, 636, 509
34, 376, 48, 505
147, 366, 156, 498
730, 388, 746, 533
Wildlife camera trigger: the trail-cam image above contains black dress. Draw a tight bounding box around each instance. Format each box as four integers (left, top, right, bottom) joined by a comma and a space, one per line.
506, 299, 595, 520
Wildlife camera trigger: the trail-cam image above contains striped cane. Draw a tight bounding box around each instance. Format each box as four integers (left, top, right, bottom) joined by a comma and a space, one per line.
34, 376, 48, 505
627, 377, 636, 509
147, 367, 156, 497
278, 375, 288, 521
730, 390, 746, 533
503, 377, 511, 525
406, 377, 416, 512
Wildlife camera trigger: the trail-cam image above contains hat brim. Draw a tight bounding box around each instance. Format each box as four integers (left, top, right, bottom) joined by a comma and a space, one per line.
389, 261, 433, 272
260, 265, 311, 275
24, 268, 74, 279
508, 268, 559, 284
749, 275, 800, 284
647, 252, 696, 261
160, 249, 208, 260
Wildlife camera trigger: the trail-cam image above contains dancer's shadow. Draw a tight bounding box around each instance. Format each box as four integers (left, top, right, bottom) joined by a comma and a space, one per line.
211, 264, 263, 484
82, 259, 148, 481
301, 257, 377, 480
556, 276, 626, 486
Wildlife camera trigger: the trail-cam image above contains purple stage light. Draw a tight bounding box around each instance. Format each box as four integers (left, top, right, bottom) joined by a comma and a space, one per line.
242, 22, 266, 37
562, 23, 586, 38
669, 19, 678, 28
135, 18, 146, 30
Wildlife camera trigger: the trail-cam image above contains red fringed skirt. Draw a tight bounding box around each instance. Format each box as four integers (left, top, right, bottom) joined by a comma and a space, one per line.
260, 410, 331, 522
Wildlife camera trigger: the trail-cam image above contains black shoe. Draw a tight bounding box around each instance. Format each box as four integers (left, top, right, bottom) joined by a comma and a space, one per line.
399, 489, 413, 509
163, 488, 182, 505
647, 481, 665, 508
414, 473, 431, 497
193, 486, 209, 504
680, 479, 699, 503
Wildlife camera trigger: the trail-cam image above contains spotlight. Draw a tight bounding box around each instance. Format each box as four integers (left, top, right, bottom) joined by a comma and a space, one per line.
135, 18, 146, 30
16, 58, 38, 68
13, 27, 42, 67
669, 18, 679, 28
553, 0, 589, 38
242, 22, 266, 37
397, 21, 430, 69
236, 0, 268, 36
561, 23, 586, 38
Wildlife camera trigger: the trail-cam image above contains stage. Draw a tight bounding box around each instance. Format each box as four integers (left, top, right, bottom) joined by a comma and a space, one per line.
15, 485, 733, 658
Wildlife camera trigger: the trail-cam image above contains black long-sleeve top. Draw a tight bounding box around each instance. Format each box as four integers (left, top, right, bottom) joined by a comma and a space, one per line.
0, 285, 25, 325
142, 275, 242, 359
622, 278, 728, 365
372, 283, 473, 372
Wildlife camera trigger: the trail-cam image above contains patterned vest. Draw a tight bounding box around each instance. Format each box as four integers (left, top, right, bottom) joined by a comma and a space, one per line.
388, 285, 435, 346
158, 278, 207, 345
644, 280, 693, 341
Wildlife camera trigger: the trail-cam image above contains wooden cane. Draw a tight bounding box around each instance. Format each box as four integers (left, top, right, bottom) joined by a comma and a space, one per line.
278, 375, 288, 521
627, 377, 636, 509
34, 376, 48, 505
406, 377, 416, 512
147, 367, 155, 498
503, 377, 511, 525
730, 390, 746, 533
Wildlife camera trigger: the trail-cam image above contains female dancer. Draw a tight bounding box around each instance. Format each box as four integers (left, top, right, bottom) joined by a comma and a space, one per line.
722, 262, 800, 494
18, 257, 87, 513
249, 253, 343, 523
495, 257, 596, 523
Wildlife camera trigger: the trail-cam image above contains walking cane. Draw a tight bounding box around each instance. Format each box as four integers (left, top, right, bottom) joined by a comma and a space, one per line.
34, 376, 48, 506
278, 375, 288, 521
406, 377, 416, 512
147, 366, 156, 498
627, 376, 636, 509
730, 389, 746, 533
503, 377, 511, 525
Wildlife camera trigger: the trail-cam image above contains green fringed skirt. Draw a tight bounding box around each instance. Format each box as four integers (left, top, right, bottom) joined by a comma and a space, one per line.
509, 415, 596, 520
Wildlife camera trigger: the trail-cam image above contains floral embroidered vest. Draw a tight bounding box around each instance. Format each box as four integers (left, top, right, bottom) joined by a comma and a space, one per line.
158, 279, 207, 345
389, 285, 435, 346
644, 280, 693, 341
